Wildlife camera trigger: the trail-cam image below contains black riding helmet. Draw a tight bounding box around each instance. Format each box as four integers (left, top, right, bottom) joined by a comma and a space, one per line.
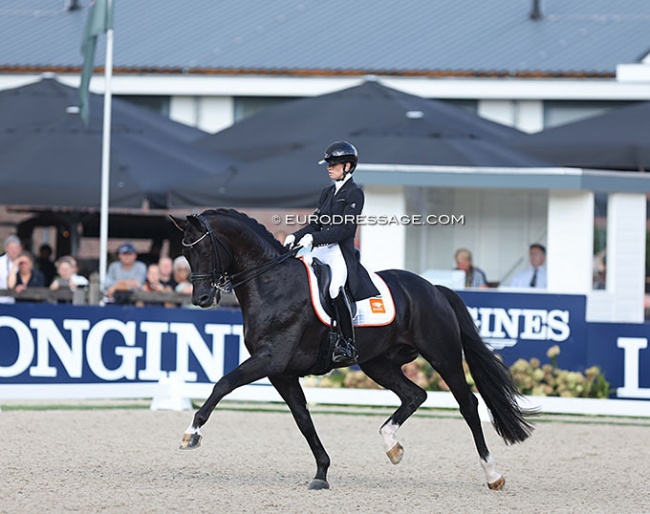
318, 140, 358, 174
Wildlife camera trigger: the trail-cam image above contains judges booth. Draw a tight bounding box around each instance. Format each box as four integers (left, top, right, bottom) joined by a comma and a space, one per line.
354, 163, 650, 403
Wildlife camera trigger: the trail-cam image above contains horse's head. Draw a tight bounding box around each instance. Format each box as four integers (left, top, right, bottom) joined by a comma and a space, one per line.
170, 213, 232, 308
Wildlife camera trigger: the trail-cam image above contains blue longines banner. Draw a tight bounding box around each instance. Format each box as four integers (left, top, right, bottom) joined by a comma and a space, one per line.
0, 304, 243, 385
458, 291, 588, 368
586, 322, 650, 399
458, 291, 650, 400
1, 295, 649, 400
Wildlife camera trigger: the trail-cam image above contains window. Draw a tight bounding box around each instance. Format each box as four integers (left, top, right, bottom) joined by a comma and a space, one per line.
543, 101, 635, 129
116, 95, 170, 116
233, 97, 299, 122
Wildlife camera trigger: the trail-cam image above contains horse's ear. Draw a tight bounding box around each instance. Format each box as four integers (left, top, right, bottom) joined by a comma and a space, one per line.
186, 215, 204, 232
169, 214, 187, 232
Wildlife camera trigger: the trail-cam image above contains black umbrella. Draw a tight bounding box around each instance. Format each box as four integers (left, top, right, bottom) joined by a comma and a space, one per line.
194, 79, 526, 162
168, 140, 331, 208
169, 80, 549, 208
0, 78, 236, 209
507, 101, 650, 171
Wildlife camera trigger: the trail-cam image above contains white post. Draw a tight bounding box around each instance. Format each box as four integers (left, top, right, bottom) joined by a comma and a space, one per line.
360, 185, 406, 272
607, 193, 646, 322
546, 190, 594, 293
98, 0, 114, 293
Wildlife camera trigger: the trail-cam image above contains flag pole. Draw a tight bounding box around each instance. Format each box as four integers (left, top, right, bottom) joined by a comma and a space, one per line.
98, 0, 113, 293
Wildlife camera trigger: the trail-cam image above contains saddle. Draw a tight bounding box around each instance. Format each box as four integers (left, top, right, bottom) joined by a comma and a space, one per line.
301, 256, 396, 376
311, 257, 357, 319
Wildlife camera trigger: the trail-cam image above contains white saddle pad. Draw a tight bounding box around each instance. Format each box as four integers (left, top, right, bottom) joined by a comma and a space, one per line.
298, 256, 396, 327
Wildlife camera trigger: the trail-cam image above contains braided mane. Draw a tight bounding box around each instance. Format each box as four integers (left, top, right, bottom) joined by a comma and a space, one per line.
202, 208, 284, 252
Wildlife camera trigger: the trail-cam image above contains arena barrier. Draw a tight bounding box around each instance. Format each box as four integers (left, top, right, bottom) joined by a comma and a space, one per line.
1, 296, 648, 416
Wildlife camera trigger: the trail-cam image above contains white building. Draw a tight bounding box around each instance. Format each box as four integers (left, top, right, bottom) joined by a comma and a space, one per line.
2, 0, 650, 320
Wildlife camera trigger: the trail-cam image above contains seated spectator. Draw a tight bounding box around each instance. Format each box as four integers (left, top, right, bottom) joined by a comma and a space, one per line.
104, 242, 147, 302
8, 251, 45, 300
50, 256, 89, 291
141, 263, 170, 293
137, 263, 174, 307
593, 249, 606, 290
510, 243, 547, 289
454, 248, 488, 289
37, 243, 57, 287
173, 256, 193, 296
0, 234, 23, 304
158, 256, 177, 290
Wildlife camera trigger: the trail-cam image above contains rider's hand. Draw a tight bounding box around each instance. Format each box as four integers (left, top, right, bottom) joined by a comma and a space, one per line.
283, 234, 296, 248
298, 234, 313, 252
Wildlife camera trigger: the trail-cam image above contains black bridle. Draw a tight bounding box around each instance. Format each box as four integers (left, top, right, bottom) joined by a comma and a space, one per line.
182, 214, 299, 293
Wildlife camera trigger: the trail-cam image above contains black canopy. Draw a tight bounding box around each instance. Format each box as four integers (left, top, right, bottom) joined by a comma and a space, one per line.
507, 101, 650, 171
170, 80, 547, 208
0, 78, 235, 209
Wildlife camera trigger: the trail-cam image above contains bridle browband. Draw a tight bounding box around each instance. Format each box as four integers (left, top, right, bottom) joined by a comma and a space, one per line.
182, 213, 299, 294
182, 213, 233, 292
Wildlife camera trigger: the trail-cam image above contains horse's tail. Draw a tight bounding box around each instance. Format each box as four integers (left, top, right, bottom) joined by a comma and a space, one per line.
435, 285, 535, 444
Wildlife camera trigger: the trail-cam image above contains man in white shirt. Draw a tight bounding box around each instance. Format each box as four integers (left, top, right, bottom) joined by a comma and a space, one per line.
0, 235, 23, 304
510, 243, 547, 289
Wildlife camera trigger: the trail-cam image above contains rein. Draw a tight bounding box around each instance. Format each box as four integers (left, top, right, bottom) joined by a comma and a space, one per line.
182, 214, 299, 293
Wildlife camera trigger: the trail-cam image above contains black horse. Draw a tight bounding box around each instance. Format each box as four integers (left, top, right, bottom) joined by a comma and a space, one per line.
171, 208, 534, 491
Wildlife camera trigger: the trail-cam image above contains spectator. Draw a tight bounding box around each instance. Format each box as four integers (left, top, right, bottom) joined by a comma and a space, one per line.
158, 256, 177, 290
36, 243, 57, 287
137, 263, 174, 307
0, 235, 22, 304
593, 249, 606, 290
50, 256, 89, 291
454, 248, 488, 289
141, 263, 169, 293
104, 242, 147, 301
8, 251, 45, 299
510, 243, 547, 289
173, 256, 192, 296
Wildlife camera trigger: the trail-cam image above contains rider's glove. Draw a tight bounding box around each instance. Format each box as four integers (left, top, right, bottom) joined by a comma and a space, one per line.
297, 234, 313, 253
283, 234, 296, 248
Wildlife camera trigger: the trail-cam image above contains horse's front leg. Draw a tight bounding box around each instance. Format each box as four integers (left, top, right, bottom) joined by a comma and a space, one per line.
269, 375, 331, 490
180, 345, 280, 449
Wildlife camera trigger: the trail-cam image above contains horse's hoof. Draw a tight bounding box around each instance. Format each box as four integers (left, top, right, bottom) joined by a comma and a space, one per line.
179, 432, 202, 450
386, 443, 404, 465
487, 475, 505, 490
308, 479, 330, 490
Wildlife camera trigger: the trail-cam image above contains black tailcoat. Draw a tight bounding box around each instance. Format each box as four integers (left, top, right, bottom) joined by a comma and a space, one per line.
292, 178, 380, 301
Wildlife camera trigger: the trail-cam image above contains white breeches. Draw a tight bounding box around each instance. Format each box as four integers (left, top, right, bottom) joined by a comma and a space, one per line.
311, 243, 347, 298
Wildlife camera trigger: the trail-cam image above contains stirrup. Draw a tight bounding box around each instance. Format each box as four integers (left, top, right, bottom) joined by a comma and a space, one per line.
332, 337, 358, 366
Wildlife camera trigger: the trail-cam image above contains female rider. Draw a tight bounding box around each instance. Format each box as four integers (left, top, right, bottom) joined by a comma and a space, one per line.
284, 141, 379, 365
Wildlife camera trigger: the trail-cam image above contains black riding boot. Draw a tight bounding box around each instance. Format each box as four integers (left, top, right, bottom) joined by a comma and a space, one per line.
331, 288, 358, 366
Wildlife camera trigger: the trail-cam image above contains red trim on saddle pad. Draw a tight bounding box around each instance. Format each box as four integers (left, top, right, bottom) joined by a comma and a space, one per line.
298, 256, 396, 327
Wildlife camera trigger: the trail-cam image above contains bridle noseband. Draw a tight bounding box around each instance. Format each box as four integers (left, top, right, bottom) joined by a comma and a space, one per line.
182, 213, 299, 295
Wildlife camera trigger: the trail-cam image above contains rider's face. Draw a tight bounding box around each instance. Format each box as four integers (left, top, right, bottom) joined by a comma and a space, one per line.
327, 162, 346, 180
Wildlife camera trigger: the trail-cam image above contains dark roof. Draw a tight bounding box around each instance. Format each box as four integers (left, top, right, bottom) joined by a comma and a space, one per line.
1, 0, 650, 77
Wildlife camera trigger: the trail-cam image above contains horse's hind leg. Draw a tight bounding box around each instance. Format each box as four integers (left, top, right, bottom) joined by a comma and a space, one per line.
433, 357, 505, 490
359, 356, 427, 465
269, 375, 331, 490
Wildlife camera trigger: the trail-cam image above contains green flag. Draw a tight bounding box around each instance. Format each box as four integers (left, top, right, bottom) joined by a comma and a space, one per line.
79, 0, 114, 126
